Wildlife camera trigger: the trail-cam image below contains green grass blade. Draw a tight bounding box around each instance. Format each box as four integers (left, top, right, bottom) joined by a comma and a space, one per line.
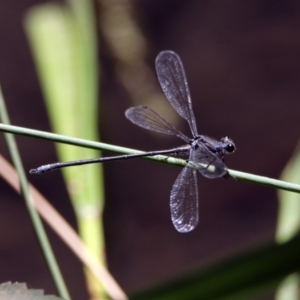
0, 87, 70, 299
130, 234, 300, 300
25, 2, 105, 298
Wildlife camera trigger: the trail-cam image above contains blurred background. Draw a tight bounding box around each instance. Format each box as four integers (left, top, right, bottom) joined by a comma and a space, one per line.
1, 0, 300, 299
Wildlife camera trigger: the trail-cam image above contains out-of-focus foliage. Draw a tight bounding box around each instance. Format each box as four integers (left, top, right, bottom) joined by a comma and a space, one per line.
275, 141, 300, 300
0, 282, 64, 300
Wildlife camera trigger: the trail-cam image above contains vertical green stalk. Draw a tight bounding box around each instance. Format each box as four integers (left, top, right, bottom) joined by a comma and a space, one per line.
25, 1, 106, 298
0, 86, 70, 299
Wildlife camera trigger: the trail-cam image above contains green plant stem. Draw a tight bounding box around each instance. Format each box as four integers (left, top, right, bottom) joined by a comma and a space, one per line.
0, 123, 300, 194
0, 91, 70, 299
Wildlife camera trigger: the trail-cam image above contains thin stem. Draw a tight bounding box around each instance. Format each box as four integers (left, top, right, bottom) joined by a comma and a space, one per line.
229, 170, 300, 194
0, 90, 70, 299
0, 123, 300, 194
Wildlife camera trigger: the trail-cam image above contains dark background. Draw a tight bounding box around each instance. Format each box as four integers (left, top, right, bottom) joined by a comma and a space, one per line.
1, 0, 300, 299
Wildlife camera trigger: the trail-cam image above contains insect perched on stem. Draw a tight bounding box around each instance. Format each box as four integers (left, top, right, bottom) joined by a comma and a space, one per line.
30, 50, 236, 233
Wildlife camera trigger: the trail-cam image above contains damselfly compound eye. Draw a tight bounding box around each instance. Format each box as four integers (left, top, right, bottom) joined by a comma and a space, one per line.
226, 143, 236, 153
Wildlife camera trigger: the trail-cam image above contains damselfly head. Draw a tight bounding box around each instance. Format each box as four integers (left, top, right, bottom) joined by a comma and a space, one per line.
221, 136, 236, 154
